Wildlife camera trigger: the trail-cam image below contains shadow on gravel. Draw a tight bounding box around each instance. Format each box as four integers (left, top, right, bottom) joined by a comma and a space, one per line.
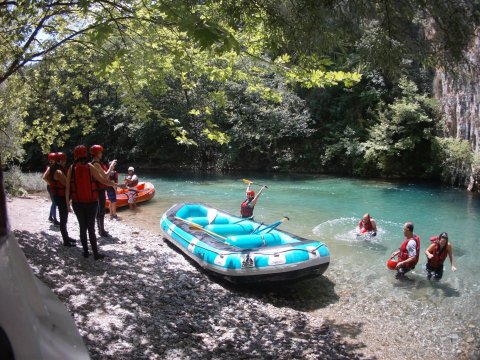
164, 240, 340, 311
15, 229, 372, 360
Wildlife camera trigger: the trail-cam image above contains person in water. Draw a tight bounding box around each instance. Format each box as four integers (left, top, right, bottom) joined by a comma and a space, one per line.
390, 222, 420, 278
425, 232, 456, 280
66, 145, 118, 260
358, 213, 377, 236
240, 182, 266, 218
124, 166, 138, 210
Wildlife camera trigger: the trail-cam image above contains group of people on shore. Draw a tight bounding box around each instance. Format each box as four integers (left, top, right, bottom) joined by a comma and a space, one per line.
359, 214, 456, 281
43, 145, 139, 260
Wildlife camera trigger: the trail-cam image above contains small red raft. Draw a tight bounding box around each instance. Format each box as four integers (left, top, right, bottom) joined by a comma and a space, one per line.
105, 181, 155, 209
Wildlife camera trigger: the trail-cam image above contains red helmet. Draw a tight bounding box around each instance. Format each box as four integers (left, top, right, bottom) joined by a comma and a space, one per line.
387, 259, 398, 271
48, 152, 57, 161
90, 144, 103, 156
73, 145, 88, 160
247, 190, 255, 197
56, 152, 67, 162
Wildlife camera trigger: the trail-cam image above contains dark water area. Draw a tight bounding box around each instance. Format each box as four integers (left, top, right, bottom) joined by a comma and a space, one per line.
116, 172, 479, 358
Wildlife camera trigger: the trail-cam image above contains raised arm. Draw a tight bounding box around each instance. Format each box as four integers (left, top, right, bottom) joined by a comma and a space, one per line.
90, 164, 117, 187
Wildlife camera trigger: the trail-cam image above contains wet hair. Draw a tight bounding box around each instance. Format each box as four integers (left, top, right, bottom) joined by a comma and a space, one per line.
404, 222, 414, 232
437, 232, 449, 255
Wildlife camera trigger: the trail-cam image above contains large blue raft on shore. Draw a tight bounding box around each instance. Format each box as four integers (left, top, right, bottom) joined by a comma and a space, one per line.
160, 203, 330, 284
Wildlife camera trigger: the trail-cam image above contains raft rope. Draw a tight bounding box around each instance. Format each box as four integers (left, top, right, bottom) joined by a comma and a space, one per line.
165, 224, 326, 257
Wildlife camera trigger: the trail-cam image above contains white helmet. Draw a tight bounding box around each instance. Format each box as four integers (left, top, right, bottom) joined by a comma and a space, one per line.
128, 166, 134, 172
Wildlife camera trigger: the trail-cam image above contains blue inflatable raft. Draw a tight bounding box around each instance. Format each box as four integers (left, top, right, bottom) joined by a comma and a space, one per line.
160, 203, 330, 284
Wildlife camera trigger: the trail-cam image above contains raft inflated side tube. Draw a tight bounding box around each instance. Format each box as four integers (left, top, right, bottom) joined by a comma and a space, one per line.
387, 259, 398, 270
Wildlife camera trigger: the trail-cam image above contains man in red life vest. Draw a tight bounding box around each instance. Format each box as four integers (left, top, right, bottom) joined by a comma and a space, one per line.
358, 213, 377, 236
425, 232, 456, 280
240, 182, 266, 218
390, 221, 420, 278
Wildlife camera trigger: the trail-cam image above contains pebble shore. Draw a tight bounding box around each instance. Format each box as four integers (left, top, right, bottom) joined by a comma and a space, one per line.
6, 195, 479, 359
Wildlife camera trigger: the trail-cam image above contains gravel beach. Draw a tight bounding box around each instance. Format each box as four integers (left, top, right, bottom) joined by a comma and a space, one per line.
6, 195, 478, 359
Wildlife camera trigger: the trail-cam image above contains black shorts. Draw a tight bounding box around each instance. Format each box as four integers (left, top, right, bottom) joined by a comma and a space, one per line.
426, 264, 444, 280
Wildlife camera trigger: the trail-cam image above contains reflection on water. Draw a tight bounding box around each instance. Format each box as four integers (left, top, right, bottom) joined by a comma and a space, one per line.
118, 173, 479, 358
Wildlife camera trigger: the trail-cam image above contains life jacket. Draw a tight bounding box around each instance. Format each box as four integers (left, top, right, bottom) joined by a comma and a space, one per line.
240, 199, 254, 218
50, 166, 66, 197
91, 160, 108, 189
398, 235, 421, 269
358, 219, 374, 233
70, 163, 98, 203
427, 241, 448, 269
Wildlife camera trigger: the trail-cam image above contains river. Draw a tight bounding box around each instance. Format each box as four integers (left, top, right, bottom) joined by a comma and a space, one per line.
116, 172, 480, 358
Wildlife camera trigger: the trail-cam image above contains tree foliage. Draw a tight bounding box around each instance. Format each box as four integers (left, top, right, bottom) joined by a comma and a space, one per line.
362, 77, 440, 177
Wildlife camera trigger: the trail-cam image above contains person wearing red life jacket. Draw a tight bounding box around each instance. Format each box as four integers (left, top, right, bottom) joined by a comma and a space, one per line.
42, 152, 59, 225
390, 221, 420, 278
240, 182, 266, 218
90, 144, 117, 237
47, 152, 77, 247
425, 232, 456, 280
358, 213, 377, 236
66, 145, 118, 260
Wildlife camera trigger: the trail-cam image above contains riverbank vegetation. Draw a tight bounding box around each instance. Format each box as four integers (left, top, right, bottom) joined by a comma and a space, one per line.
2, 1, 480, 187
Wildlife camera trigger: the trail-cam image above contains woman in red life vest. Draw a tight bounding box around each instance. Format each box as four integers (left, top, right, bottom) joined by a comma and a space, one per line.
390, 221, 420, 278
425, 232, 456, 280
358, 213, 377, 236
42, 152, 59, 225
47, 152, 77, 247
240, 182, 266, 218
90, 144, 117, 237
66, 145, 118, 260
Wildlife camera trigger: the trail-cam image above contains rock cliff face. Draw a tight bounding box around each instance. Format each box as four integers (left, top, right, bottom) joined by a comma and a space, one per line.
433, 35, 480, 152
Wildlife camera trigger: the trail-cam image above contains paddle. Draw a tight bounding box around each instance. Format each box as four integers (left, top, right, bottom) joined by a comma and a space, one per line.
253, 217, 289, 234
242, 178, 268, 189
174, 216, 226, 241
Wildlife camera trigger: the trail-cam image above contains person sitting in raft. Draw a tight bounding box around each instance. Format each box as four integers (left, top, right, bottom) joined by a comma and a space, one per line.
390, 222, 420, 278
124, 166, 138, 210
240, 182, 266, 218
425, 232, 456, 280
358, 213, 377, 236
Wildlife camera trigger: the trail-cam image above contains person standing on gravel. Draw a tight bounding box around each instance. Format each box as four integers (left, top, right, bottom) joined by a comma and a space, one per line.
107, 160, 119, 219
47, 152, 77, 247
66, 145, 118, 260
42, 152, 60, 226
124, 166, 138, 210
90, 144, 117, 237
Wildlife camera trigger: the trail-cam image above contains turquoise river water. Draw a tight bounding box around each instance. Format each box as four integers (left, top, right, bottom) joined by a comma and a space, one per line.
119, 173, 480, 358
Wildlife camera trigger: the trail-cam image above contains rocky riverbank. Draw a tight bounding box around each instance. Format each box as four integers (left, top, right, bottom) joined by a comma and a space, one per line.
6, 195, 478, 359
